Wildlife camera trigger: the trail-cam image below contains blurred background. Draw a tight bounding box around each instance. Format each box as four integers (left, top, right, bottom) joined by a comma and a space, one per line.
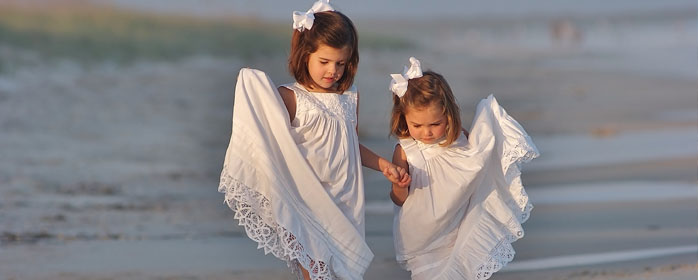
0, 0, 696, 279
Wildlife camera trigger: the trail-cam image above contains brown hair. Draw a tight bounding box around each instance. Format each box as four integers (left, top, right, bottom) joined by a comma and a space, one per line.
288, 11, 359, 93
390, 71, 462, 146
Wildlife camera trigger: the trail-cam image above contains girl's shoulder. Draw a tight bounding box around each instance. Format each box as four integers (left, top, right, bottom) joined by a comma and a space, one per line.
279, 83, 313, 104
280, 82, 305, 94
396, 137, 423, 167
397, 137, 417, 150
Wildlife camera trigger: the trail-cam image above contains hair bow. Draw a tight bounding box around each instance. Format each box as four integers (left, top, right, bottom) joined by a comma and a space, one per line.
389, 57, 423, 98
292, 0, 335, 32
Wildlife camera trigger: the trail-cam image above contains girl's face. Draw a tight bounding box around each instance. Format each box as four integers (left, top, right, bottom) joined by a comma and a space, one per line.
307, 44, 350, 92
404, 103, 448, 144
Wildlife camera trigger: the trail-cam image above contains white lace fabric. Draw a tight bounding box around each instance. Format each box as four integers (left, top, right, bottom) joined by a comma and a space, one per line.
291, 82, 358, 126
219, 174, 335, 279
475, 141, 537, 280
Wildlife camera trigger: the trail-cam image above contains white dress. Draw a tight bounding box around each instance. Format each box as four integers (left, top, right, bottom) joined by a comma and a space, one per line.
393, 95, 539, 280
282, 82, 366, 235
219, 69, 372, 280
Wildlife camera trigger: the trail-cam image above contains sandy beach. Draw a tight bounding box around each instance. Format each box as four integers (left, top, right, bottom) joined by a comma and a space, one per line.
1, 1, 696, 279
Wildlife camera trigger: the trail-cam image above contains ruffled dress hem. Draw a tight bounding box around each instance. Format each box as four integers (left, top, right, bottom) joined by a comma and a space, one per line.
219, 170, 337, 279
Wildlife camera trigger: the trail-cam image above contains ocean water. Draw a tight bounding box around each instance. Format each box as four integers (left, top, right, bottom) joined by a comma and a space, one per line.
87, 0, 698, 195
92, 0, 697, 78
94, 0, 696, 20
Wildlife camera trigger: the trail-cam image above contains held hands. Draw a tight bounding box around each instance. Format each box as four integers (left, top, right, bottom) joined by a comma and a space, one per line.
382, 164, 411, 188
358, 144, 410, 188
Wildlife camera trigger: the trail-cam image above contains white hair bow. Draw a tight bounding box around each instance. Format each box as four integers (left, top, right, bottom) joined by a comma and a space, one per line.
389, 57, 423, 98
292, 0, 335, 32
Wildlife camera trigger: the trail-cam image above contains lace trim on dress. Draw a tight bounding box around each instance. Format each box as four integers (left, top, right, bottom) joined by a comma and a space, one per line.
219, 169, 337, 280
474, 134, 539, 280
290, 84, 358, 125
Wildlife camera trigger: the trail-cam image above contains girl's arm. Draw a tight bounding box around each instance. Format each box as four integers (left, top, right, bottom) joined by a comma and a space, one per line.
360, 144, 410, 187
359, 144, 397, 173
356, 91, 407, 178
278, 86, 296, 122
389, 144, 410, 206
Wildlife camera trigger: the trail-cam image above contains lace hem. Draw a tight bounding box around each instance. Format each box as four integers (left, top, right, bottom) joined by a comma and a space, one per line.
503, 137, 538, 223
474, 218, 523, 280
219, 171, 336, 280
475, 134, 538, 280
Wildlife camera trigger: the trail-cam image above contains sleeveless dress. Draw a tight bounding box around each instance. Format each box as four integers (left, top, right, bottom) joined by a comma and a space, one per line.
282, 82, 365, 234
393, 95, 539, 280
219, 69, 372, 280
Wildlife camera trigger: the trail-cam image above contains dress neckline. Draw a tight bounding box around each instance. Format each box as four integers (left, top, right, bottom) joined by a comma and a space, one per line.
414, 137, 447, 148
295, 82, 345, 95
407, 132, 468, 150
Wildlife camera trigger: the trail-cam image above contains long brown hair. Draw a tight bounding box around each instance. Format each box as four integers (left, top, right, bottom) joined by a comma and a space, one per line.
288, 11, 358, 92
390, 71, 462, 146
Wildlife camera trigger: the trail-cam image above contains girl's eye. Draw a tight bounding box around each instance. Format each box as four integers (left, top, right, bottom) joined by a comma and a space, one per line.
320, 61, 328, 65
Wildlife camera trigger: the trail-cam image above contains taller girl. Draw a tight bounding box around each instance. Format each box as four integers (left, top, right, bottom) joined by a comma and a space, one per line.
219, 1, 409, 280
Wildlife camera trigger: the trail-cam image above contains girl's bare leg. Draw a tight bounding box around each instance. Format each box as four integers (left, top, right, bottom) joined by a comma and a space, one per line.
301, 266, 311, 280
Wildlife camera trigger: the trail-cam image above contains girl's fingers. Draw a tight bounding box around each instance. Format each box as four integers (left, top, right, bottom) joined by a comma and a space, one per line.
400, 173, 410, 182
397, 167, 407, 177
389, 168, 400, 179
382, 170, 400, 183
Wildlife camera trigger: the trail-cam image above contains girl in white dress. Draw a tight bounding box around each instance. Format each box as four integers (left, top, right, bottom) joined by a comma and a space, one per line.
218, 1, 409, 280
386, 57, 539, 280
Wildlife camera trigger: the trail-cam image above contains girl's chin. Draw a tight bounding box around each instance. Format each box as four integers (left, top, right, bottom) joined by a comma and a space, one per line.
419, 137, 442, 144
313, 82, 337, 91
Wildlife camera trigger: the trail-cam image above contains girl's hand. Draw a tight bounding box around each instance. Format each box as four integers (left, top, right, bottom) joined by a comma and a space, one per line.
382, 165, 411, 188
395, 170, 411, 188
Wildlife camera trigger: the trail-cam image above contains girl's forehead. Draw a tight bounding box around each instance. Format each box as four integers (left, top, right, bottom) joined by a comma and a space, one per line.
405, 104, 445, 119
313, 44, 351, 58
406, 102, 442, 113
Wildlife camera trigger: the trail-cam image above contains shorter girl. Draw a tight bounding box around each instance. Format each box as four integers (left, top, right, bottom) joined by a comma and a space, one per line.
386, 57, 539, 280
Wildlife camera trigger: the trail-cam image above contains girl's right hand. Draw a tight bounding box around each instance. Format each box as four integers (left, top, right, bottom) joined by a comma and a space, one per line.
383, 165, 411, 188
387, 166, 411, 206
